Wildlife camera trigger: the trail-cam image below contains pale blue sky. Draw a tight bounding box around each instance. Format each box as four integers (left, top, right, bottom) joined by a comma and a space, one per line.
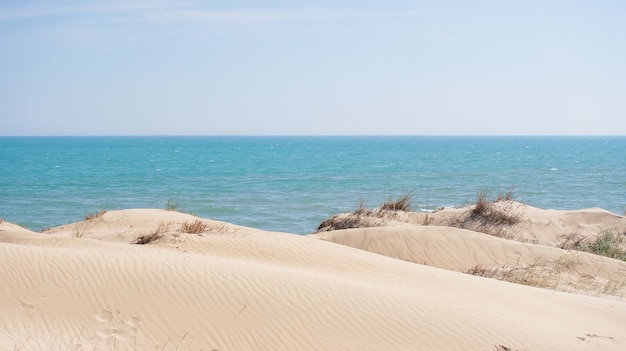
1, 0, 625, 135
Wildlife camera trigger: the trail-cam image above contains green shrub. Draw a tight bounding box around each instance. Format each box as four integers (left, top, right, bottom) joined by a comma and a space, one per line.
165, 199, 178, 211
584, 230, 626, 261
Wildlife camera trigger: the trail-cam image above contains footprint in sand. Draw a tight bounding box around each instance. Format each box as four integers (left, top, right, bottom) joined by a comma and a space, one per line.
93, 309, 142, 343
16, 297, 35, 317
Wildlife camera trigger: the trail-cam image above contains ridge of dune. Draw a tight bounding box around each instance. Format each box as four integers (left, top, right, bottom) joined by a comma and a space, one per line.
318, 201, 626, 247
314, 201, 626, 300
429, 201, 626, 247
1, 209, 626, 350
313, 225, 626, 299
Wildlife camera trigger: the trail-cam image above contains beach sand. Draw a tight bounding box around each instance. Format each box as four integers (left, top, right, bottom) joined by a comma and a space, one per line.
1, 203, 626, 350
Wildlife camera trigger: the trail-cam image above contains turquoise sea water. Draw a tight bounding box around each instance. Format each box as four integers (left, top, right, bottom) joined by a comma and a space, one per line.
1, 136, 625, 234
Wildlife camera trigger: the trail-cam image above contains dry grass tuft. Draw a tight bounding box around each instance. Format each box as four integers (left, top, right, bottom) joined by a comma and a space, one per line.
132, 223, 167, 244
553, 255, 581, 271
494, 188, 514, 202
353, 197, 369, 216
72, 224, 88, 239
317, 193, 411, 232
449, 190, 522, 239
557, 232, 587, 250
316, 192, 451, 232
422, 212, 432, 225
132, 231, 162, 245
492, 345, 522, 351
465, 258, 563, 290
165, 198, 178, 211
472, 190, 491, 216
380, 193, 412, 212
84, 209, 107, 221
72, 221, 97, 239
316, 214, 378, 232
470, 190, 520, 226
72, 210, 108, 238
181, 220, 207, 234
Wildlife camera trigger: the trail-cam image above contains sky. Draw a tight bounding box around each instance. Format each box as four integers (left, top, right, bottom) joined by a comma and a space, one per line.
1, 0, 625, 136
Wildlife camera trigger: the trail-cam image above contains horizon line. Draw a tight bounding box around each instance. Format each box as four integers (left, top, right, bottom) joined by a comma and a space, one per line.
1, 134, 625, 138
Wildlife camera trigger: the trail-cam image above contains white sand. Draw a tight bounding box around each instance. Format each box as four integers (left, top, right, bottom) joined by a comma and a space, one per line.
1, 207, 626, 350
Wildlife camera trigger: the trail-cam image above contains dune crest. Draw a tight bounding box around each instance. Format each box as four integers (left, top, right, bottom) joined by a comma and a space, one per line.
314, 200, 626, 299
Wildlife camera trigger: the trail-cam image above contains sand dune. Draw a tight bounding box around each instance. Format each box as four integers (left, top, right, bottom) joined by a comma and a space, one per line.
1, 208, 626, 350
314, 225, 626, 298
315, 201, 626, 298
427, 201, 626, 246
317, 201, 626, 246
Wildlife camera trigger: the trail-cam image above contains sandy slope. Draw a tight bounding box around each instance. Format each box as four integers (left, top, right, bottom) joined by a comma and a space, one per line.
314, 201, 626, 299
317, 201, 626, 246
314, 225, 626, 298
427, 201, 626, 246
1, 209, 626, 350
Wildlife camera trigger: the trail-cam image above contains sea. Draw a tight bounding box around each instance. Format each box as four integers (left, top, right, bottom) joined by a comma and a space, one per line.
1, 136, 624, 234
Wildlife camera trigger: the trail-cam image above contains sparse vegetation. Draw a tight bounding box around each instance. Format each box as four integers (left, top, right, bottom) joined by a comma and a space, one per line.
317, 194, 414, 232
317, 194, 411, 232
493, 187, 514, 202
72, 221, 96, 239
557, 229, 626, 262
380, 193, 412, 212
469, 190, 520, 226
181, 220, 207, 234
422, 211, 432, 225
553, 254, 582, 271
465, 260, 555, 289
465, 257, 563, 289
354, 197, 368, 215
132, 231, 162, 245
132, 223, 167, 244
557, 232, 587, 250
166, 198, 178, 211
464, 254, 625, 297
448, 190, 522, 238
72, 225, 86, 239
472, 190, 490, 216
558, 229, 626, 262
317, 214, 378, 232
583, 230, 626, 261
71, 210, 108, 238
84, 209, 107, 221
601, 279, 626, 296
318, 192, 472, 232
